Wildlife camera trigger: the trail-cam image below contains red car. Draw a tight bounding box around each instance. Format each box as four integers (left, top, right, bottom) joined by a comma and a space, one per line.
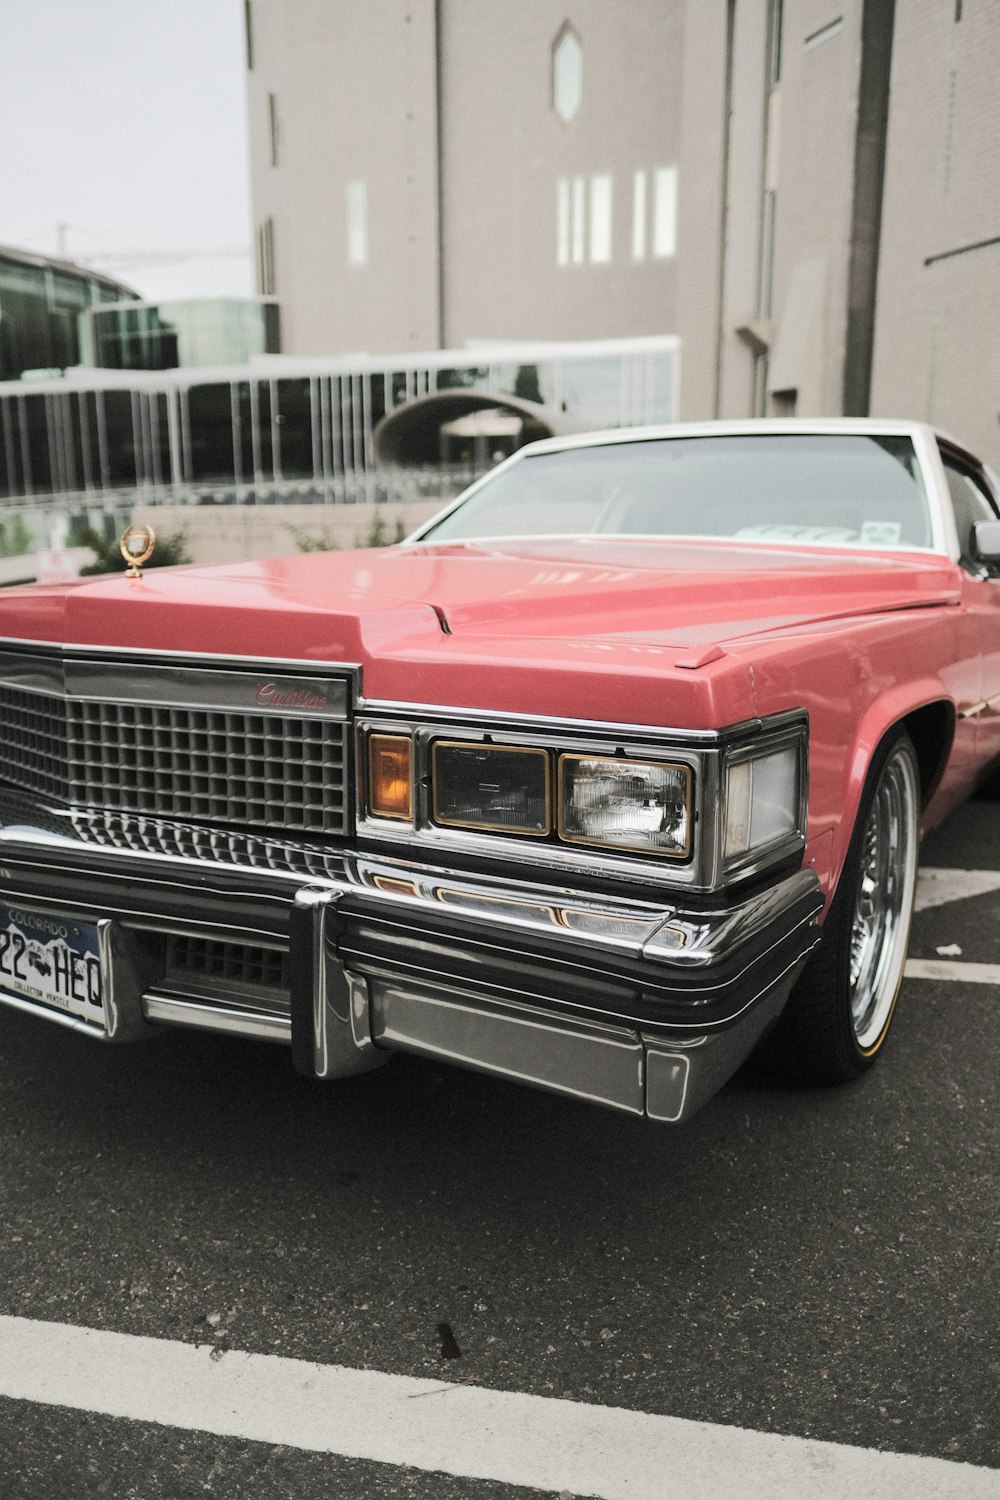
2, 419, 999, 1122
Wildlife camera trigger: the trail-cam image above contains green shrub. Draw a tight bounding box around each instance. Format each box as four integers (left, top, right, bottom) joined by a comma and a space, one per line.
77, 526, 191, 576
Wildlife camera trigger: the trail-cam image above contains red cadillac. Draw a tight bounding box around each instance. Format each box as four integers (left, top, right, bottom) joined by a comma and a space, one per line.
2, 419, 999, 1122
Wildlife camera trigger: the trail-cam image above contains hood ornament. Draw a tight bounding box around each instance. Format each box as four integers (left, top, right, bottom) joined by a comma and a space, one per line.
119, 524, 156, 578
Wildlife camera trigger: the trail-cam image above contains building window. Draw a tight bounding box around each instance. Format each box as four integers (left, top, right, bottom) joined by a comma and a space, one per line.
589, 174, 612, 263
244, 0, 254, 69
653, 167, 677, 258
758, 189, 776, 317
257, 217, 276, 295
571, 176, 586, 264
552, 23, 583, 123
632, 170, 647, 260
268, 93, 279, 168
346, 181, 368, 266
556, 179, 570, 266
768, 0, 783, 86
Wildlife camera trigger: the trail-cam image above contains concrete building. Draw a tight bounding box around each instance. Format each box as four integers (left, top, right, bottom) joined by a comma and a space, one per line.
870, 0, 1000, 469
244, 0, 1000, 468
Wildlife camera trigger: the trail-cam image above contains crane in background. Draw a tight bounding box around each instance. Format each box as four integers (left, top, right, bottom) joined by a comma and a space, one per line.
47, 223, 249, 276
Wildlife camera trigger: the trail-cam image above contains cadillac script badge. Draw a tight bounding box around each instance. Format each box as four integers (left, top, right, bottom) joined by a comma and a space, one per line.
119, 523, 156, 578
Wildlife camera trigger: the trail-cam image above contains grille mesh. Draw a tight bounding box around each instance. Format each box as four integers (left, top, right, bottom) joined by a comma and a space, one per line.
165, 935, 289, 995
0, 684, 71, 802
0, 676, 350, 837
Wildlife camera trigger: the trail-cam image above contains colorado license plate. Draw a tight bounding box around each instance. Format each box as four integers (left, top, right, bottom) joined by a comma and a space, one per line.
0, 904, 104, 1022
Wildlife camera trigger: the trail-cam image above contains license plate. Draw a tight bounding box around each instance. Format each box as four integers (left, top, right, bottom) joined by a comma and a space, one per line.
0, 904, 104, 1022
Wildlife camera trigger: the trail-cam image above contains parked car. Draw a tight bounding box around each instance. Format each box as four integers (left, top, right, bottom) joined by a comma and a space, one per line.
2, 419, 1000, 1122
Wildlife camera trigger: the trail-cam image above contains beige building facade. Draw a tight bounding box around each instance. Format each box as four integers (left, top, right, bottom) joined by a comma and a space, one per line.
245, 0, 1000, 466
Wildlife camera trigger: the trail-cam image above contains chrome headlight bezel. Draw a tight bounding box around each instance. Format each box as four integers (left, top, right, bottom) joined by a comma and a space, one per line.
356, 710, 807, 893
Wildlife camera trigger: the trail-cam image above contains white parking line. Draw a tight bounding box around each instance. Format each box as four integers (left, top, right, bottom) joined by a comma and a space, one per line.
0, 1317, 997, 1499
915, 867, 1000, 912
905, 959, 1000, 984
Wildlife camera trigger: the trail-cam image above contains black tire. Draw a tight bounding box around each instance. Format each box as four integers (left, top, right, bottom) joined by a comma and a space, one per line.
766, 730, 920, 1085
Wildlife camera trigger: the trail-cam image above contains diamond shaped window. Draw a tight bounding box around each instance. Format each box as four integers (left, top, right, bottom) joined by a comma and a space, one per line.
552, 24, 583, 124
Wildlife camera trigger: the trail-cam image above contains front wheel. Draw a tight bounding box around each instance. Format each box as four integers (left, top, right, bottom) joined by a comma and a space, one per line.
767, 731, 920, 1085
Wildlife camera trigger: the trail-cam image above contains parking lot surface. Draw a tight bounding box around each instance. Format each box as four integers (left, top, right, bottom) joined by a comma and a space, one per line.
1, 798, 999, 1497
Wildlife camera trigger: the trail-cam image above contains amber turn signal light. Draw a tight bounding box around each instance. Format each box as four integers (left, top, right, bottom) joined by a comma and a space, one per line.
368, 734, 414, 821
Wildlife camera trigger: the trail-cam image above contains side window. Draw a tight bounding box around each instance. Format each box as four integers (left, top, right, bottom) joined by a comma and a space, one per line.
941, 453, 998, 571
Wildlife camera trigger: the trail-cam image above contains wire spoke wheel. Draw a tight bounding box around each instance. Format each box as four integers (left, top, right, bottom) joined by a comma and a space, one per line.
847, 745, 919, 1052
763, 731, 920, 1085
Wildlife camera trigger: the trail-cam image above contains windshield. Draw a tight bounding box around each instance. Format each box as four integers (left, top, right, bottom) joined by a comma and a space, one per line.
419, 434, 934, 550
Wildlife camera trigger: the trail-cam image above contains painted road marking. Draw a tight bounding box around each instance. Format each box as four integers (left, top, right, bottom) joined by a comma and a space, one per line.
0, 1317, 997, 1499
915, 867, 1000, 912
905, 959, 1000, 984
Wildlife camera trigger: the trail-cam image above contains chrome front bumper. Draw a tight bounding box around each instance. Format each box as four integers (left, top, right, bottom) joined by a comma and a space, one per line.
0, 797, 822, 1123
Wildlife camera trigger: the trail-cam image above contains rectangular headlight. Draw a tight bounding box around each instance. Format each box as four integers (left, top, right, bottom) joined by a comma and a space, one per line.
558, 755, 692, 858
432, 741, 550, 835
724, 744, 800, 862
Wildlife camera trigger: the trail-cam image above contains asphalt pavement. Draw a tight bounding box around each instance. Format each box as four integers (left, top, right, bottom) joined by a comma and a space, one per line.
1, 798, 999, 1497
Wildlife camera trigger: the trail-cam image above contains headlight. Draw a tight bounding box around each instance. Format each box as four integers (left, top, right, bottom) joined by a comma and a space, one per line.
367, 733, 414, 821
724, 742, 801, 865
432, 741, 550, 835
558, 755, 692, 858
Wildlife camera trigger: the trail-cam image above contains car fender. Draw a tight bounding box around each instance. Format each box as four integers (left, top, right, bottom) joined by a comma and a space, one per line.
819, 680, 956, 907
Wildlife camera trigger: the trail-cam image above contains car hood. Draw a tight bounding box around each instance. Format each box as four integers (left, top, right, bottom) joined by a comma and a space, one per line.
0, 537, 961, 730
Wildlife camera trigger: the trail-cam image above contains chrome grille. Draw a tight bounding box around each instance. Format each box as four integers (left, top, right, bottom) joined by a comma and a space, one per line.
65, 701, 346, 833
0, 651, 352, 838
0, 684, 70, 802
70, 810, 350, 879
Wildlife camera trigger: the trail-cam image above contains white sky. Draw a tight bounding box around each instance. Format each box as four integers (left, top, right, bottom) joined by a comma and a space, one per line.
0, 0, 253, 302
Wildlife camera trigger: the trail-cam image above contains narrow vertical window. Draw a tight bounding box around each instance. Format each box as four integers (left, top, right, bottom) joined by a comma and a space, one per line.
632, 170, 647, 260
556, 178, 570, 266
346, 181, 368, 266
551, 24, 583, 123
266, 217, 276, 294
268, 93, 279, 167
571, 176, 586, 264
768, 0, 783, 86
758, 189, 776, 317
258, 217, 276, 295
589, 174, 612, 263
244, 0, 254, 69
653, 166, 677, 258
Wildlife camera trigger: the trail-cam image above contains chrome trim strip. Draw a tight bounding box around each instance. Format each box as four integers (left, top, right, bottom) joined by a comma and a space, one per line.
358, 697, 770, 746
339, 899, 820, 1023
0, 987, 107, 1040
0, 637, 363, 696
142, 991, 291, 1044
0, 861, 291, 942
64, 661, 349, 719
